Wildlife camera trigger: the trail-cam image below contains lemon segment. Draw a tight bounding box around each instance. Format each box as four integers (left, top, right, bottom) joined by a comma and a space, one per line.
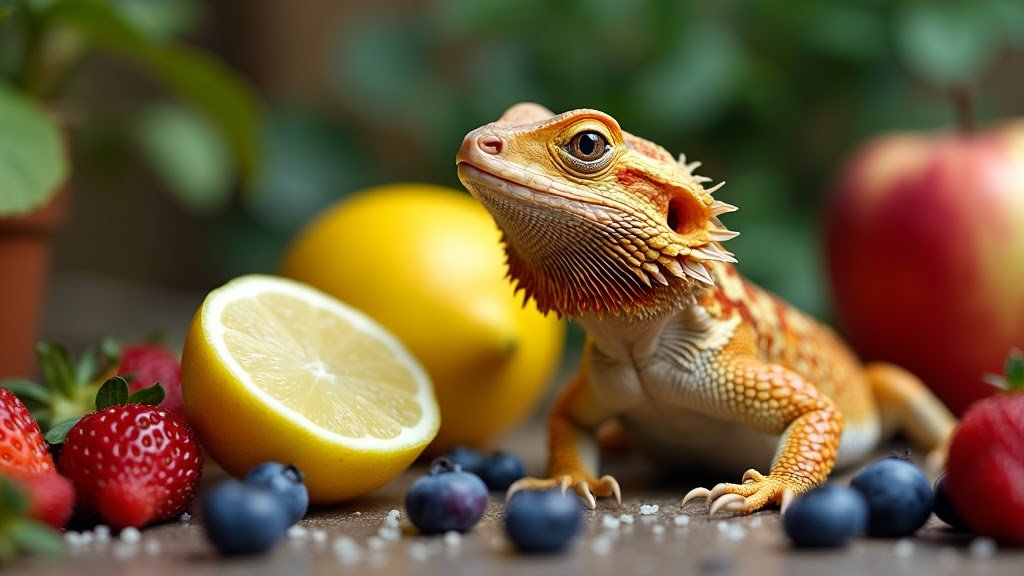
182, 274, 439, 502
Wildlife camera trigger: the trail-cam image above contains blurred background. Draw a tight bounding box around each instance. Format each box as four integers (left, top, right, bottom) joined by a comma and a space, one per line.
6, 0, 1022, 343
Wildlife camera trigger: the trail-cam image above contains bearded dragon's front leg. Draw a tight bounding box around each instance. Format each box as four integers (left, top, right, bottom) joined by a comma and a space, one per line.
682, 351, 844, 515
507, 364, 621, 509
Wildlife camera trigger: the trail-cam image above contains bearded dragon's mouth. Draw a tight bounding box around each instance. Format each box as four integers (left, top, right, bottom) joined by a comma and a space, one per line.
457, 162, 633, 222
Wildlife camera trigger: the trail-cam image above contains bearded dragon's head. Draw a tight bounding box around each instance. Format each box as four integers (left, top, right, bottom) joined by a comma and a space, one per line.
456, 103, 738, 319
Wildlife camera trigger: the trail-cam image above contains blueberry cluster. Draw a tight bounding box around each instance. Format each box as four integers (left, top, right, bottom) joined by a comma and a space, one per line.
446, 446, 526, 490
405, 448, 582, 553
202, 462, 310, 556
785, 455, 938, 548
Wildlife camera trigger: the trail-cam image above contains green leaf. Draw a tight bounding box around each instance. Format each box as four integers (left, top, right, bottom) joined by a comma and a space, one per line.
0, 83, 68, 216
127, 382, 164, 406
0, 379, 50, 406
1005, 348, 1024, 390
43, 417, 78, 445
144, 45, 262, 190
35, 342, 76, 398
136, 102, 233, 214
41, 0, 262, 189
112, 0, 201, 41
896, 1, 994, 85
0, 476, 28, 516
10, 520, 63, 556
74, 337, 120, 383
94, 376, 129, 409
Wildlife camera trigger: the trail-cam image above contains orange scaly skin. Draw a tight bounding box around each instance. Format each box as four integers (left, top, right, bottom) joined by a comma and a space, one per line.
456, 104, 957, 514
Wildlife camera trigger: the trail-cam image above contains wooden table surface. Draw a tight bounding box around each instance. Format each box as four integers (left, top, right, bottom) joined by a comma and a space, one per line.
10, 273, 1021, 576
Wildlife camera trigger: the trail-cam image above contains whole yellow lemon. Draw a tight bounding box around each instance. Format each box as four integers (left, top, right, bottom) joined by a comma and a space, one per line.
280, 184, 565, 451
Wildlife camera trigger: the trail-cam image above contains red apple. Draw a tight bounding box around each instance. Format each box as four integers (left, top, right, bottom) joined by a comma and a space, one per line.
825, 120, 1024, 415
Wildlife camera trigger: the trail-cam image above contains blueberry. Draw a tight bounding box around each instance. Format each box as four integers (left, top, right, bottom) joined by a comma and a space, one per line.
850, 456, 934, 538
480, 452, 525, 491
446, 446, 487, 476
405, 458, 489, 534
244, 462, 309, 525
202, 479, 290, 556
505, 489, 583, 553
932, 473, 968, 530
783, 484, 868, 548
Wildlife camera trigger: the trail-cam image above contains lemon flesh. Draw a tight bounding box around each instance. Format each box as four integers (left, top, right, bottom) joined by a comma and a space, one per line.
182, 275, 439, 502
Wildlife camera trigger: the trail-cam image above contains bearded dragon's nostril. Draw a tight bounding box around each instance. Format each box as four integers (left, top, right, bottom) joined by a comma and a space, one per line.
476, 134, 504, 155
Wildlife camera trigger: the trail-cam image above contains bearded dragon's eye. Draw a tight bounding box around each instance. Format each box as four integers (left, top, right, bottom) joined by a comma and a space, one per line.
562, 130, 612, 174
569, 131, 608, 162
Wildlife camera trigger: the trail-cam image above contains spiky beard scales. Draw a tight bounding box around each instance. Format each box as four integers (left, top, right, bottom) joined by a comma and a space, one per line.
475, 188, 703, 320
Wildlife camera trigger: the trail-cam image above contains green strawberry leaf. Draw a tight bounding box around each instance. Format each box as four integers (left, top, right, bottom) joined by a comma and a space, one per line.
127, 383, 165, 406
35, 342, 76, 398
0, 379, 52, 407
95, 376, 130, 410
74, 337, 121, 384
1005, 348, 1024, 391
0, 477, 28, 517
43, 417, 80, 445
9, 520, 63, 557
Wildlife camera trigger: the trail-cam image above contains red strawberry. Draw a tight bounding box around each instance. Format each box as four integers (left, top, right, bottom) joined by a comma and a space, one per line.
118, 343, 185, 420
0, 387, 55, 476
946, 350, 1024, 544
57, 380, 202, 529
12, 473, 76, 529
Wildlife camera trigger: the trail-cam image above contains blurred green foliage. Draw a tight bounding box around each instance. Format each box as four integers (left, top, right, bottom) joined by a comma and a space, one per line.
0, 0, 260, 216
243, 0, 1024, 318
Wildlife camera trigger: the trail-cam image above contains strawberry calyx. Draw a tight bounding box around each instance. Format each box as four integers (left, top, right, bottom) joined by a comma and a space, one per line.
0, 339, 120, 434
983, 348, 1024, 393
44, 377, 165, 446
0, 476, 63, 563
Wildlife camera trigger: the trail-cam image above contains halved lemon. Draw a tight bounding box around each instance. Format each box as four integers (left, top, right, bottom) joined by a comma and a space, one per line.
181, 274, 439, 502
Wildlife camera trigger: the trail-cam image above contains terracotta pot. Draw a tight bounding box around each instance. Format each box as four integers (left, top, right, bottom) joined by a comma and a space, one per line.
0, 187, 69, 379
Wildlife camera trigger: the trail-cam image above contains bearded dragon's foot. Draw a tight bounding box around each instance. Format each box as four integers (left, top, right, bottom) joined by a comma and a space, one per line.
681, 469, 800, 515
506, 474, 622, 509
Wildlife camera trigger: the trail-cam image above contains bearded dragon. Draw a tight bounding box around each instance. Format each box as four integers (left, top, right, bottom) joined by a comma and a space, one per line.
455, 104, 957, 515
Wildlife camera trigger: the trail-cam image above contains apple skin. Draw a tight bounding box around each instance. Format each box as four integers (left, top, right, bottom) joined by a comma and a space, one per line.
825, 121, 1024, 416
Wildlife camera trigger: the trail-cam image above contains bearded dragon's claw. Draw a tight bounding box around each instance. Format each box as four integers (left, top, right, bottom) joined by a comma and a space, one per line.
683, 470, 805, 515
577, 481, 596, 509
709, 493, 746, 516
779, 488, 796, 516
742, 468, 765, 484
681, 487, 712, 508
506, 474, 621, 509
600, 475, 622, 505
506, 476, 562, 501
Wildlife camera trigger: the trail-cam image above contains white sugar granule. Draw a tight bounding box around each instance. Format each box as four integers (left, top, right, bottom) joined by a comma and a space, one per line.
672, 515, 690, 527
443, 531, 462, 547
969, 538, 997, 559
287, 525, 308, 539
894, 539, 915, 558
639, 504, 660, 515
601, 514, 621, 530
119, 527, 141, 544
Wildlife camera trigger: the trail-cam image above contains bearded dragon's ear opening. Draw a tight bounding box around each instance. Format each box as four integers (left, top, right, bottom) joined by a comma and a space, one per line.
666, 194, 707, 236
